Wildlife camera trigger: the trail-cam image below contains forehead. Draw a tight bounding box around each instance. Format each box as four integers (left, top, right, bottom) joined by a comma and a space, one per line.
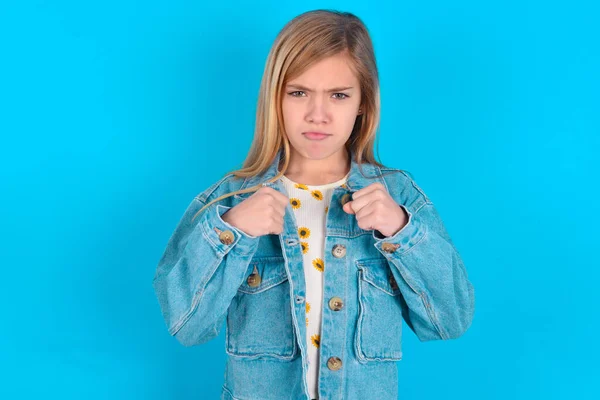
288, 54, 358, 85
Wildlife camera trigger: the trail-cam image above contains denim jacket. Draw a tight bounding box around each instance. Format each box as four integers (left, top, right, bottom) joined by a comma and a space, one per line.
152, 148, 475, 400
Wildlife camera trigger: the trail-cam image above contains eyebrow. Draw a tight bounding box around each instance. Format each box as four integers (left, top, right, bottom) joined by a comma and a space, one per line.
285, 84, 354, 92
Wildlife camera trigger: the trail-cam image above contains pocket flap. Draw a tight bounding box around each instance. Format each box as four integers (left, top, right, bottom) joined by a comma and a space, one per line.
356, 258, 401, 296
238, 256, 288, 294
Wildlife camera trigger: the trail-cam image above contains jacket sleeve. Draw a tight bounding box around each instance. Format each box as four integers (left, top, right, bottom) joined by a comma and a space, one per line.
152, 196, 260, 347
373, 173, 475, 342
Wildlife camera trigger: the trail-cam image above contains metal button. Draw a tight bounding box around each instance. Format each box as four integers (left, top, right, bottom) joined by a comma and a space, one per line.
327, 356, 343, 370
381, 242, 400, 253
332, 244, 346, 258
219, 229, 235, 245
328, 297, 344, 311
247, 265, 261, 287
340, 193, 352, 206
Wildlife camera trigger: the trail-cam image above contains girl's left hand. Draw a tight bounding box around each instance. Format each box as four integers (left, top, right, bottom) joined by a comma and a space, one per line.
342, 182, 409, 238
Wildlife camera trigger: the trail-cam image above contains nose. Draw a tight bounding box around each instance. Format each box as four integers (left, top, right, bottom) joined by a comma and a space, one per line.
305, 96, 330, 124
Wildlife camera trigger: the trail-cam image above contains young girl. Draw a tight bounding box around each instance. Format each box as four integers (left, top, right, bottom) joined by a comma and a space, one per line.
153, 9, 475, 400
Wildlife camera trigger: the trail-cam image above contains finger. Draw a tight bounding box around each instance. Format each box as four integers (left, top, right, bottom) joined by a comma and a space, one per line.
355, 200, 378, 220
268, 214, 283, 231
272, 187, 291, 208
347, 189, 381, 214
270, 202, 285, 218
267, 217, 282, 235
342, 201, 355, 214
271, 218, 284, 234
262, 186, 289, 208
356, 206, 377, 231
350, 182, 387, 201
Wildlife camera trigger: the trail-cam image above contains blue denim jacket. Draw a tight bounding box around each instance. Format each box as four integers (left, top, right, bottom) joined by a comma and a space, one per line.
152, 148, 475, 400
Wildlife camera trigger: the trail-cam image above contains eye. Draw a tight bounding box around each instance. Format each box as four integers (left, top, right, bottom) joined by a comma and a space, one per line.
288, 91, 305, 97
333, 93, 349, 100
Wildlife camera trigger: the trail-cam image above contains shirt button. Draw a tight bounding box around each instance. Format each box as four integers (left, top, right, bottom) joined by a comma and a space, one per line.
246, 265, 261, 287
327, 356, 343, 370
328, 297, 344, 311
340, 193, 352, 206
219, 229, 235, 245
381, 242, 400, 253
332, 244, 346, 258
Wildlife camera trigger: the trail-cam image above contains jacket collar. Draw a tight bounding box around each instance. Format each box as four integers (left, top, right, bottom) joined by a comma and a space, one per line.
238, 147, 385, 194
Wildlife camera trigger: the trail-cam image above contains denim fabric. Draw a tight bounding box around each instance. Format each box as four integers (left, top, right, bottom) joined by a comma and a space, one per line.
152, 148, 475, 400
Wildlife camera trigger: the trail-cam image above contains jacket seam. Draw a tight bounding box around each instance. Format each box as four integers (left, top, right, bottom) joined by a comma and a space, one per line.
386, 256, 447, 341
196, 173, 235, 203
420, 292, 448, 340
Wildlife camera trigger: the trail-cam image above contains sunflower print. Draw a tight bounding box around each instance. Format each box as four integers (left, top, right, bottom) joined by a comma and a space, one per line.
301, 241, 309, 254
310, 190, 323, 201
298, 226, 310, 239
277, 172, 348, 391
310, 334, 320, 348
312, 258, 324, 272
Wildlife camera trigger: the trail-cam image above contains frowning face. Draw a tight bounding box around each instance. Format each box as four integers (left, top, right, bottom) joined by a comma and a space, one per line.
281, 53, 362, 162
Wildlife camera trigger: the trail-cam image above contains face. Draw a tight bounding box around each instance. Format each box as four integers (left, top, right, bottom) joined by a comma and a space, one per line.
281, 53, 362, 163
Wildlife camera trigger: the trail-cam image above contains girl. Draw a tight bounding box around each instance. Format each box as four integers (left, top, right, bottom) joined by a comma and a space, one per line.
153, 9, 475, 400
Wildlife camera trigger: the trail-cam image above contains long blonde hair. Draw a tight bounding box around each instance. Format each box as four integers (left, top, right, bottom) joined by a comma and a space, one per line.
192, 9, 401, 223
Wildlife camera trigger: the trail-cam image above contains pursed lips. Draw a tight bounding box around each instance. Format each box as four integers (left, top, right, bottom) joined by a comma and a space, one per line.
303, 131, 331, 140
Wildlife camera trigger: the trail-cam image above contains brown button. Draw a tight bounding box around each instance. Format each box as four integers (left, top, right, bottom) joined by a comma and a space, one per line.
247, 265, 261, 287
340, 193, 352, 206
381, 242, 400, 253
328, 297, 344, 311
332, 244, 346, 258
389, 274, 398, 290
219, 229, 235, 245
327, 356, 343, 370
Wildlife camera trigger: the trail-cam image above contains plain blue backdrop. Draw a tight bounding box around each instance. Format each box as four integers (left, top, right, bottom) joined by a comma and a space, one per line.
1, 1, 598, 399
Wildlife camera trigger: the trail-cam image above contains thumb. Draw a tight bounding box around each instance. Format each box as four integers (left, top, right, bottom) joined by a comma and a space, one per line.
343, 201, 355, 214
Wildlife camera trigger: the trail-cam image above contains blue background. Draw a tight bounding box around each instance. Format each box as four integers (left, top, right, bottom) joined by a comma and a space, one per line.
1, 1, 598, 399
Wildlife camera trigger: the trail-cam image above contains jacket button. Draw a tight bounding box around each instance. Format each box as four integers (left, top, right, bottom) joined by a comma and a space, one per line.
247, 265, 261, 287
328, 297, 344, 311
332, 244, 346, 258
219, 229, 235, 245
389, 274, 398, 290
327, 356, 343, 370
340, 193, 352, 206
381, 242, 400, 253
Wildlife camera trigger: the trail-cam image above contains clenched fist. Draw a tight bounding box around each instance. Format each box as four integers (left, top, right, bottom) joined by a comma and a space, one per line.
221, 186, 289, 237
342, 182, 409, 237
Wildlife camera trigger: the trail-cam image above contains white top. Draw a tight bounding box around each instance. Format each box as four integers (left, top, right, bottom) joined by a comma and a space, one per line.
279, 171, 350, 400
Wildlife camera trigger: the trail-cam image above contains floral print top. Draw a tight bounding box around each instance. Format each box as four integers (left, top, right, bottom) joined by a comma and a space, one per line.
280, 171, 350, 400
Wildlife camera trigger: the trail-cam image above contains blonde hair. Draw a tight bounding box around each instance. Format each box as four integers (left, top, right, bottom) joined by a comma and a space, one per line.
192, 9, 402, 223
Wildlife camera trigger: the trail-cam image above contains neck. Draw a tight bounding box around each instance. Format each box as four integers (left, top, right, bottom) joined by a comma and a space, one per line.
282, 147, 350, 185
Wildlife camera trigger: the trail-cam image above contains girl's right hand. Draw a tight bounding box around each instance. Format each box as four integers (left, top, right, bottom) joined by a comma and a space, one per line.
221, 186, 289, 237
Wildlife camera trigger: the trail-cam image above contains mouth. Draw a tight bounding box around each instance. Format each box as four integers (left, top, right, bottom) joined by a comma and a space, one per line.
303, 132, 331, 140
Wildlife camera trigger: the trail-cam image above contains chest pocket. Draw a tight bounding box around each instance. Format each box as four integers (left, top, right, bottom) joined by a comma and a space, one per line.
355, 258, 404, 362
226, 256, 299, 360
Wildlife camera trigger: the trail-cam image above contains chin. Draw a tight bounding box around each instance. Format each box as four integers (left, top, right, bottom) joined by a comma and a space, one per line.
303, 147, 341, 160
